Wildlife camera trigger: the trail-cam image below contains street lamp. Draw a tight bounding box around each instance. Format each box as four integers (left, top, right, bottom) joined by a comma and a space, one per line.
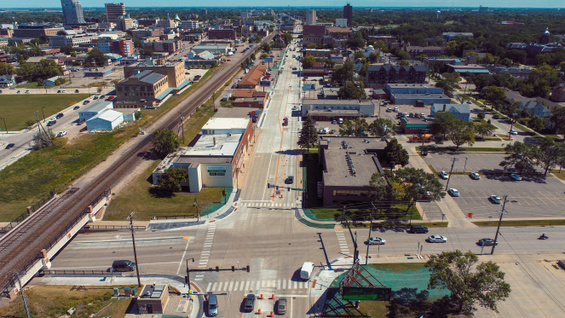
185, 258, 194, 290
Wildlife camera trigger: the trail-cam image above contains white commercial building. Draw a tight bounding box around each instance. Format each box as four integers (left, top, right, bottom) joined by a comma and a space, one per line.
86, 109, 124, 131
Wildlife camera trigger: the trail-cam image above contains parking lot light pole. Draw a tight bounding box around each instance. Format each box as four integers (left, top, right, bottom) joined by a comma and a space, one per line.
491, 195, 509, 255
444, 157, 458, 191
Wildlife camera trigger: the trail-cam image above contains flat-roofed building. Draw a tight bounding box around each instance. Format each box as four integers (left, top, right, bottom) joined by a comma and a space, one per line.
301, 99, 377, 120
13, 24, 64, 38
115, 70, 168, 108
365, 64, 427, 89
152, 118, 253, 192
105, 3, 126, 23
318, 137, 387, 206
124, 60, 186, 88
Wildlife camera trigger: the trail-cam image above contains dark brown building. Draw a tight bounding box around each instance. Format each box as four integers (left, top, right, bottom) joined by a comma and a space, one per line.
208, 29, 236, 41
365, 64, 427, 89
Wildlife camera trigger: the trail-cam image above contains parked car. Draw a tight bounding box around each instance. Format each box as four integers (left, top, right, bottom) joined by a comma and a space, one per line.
477, 238, 497, 246
427, 235, 447, 243
276, 298, 287, 314
56, 131, 67, 137
509, 129, 518, 135
448, 188, 460, 197
409, 225, 429, 234
244, 294, 256, 312
5, 143, 15, 149
469, 172, 480, 180
492, 114, 500, 119
510, 174, 522, 181
366, 237, 386, 245
489, 195, 502, 204
439, 171, 448, 179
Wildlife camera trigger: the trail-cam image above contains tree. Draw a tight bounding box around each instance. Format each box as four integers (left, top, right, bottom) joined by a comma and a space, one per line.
450, 121, 476, 148
383, 138, 409, 170
368, 52, 379, 63
339, 80, 366, 100
426, 250, 511, 315
537, 138, 565, 176
59, 45, 75, 55
391, 167, 445, 211
0, 62, 15, 75
302, 54, 315, 69
297, 116, 318, 149
84, 48, 108, 67
475, 121, 495, 138
332, 61, 354, 85
154, 167, 187, 197
434, 112, 458, 138
481, 86, 507, 104
32, 130, 54, 150
367, 118, 396, 137
151, 129, 180, 158
528, 115, 545, 132
550, 107, 565, 134
261, 42, 271, 53
499, 141, 539, 176
282, 32, 293, 46
339, 118, 368, 137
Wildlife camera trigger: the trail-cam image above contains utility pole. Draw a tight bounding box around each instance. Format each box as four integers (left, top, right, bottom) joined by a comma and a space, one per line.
179, 112, 185, 144
444, 157, 459, 191
128, 212, 142, 287
185, 258, 194, 290
491, 195, 508, 255
342, 207, 359, 264
13, 273, 31, 318
365, 209, 374, 265
194, 199, 199, 222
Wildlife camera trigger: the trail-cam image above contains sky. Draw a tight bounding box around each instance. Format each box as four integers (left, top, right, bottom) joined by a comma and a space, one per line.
2, 1, 562, 9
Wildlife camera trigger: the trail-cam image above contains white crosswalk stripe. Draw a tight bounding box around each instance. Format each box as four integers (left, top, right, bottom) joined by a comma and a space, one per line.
237, 201, 297, 208
335, 229, 350, 254
204, 279, 310, 293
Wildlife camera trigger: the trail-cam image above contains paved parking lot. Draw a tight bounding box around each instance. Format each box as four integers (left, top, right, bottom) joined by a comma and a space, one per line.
422, 153, 565, 219
425, 153, 507, 174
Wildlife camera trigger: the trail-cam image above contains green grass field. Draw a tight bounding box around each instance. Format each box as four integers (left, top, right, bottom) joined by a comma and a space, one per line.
0, 94, 91, 130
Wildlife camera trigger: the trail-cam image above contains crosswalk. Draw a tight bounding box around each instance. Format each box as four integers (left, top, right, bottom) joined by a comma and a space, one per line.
238, 201, 298, 208
335, 227, 350, 255
194, 223, 217, 281
204, 279, 310, 293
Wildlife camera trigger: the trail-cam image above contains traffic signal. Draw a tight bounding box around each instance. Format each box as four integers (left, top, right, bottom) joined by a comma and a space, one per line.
184, 276, 189, 285
276, 186, 279, 190
246, 265, 250, 272
288, 187, 290, 191
267, 182, 270, 188
231, 266, 235, 271
216, 266, 219, 272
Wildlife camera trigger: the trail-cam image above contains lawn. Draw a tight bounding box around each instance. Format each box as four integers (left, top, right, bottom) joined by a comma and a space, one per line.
0, 66, 222, 222
0, 285, 132, 318
552, 169, 565, 181
104, 161, 226, 221
16, 81, 42, 88
0, 94, 91, 130
473, 219, 565, 227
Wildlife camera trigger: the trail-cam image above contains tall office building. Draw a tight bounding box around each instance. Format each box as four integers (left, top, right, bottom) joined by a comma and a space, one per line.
306, 9, 317, 26
105, 3, 126, 23
61, 0, 85, 25
343, 3, 353, 27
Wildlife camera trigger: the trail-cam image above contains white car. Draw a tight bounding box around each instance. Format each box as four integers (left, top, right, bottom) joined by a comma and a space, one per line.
366, 237, 386, 245
509, 129, 518, 135
510, 173, 522, 181
469, 172, 480, 180
56, 131, 67, 137
427, 235, 447, 243
439, 171, 449, 179
489, 195, 502, 204
448, 188, 460, 197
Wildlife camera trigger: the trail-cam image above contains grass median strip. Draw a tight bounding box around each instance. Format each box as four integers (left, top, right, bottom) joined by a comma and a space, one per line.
472, 219, 565, 227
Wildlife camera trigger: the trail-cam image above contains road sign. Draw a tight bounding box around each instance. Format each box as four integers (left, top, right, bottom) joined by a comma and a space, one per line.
264, 58, 273, 63
342, 286, 391, 301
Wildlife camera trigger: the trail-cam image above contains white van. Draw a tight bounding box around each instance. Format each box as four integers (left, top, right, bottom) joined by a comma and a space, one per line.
300, 262, 314, 280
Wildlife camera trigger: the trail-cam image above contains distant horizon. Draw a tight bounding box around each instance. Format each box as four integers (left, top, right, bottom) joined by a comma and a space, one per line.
0, 1, 562, 10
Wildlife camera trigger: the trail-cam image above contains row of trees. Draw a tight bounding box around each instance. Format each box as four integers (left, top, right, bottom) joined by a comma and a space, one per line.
434, 112, 496, 148
500, 138, 565, 176
16, 59, 62, 82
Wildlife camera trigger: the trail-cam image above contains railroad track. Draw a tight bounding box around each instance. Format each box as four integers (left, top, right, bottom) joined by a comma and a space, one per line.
0, 34, 274, 295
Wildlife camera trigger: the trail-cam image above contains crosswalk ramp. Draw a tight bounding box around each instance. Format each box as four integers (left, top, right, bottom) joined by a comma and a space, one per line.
238, 201, 297, 208
204, 279, 310, 293
335, 227, 350, 255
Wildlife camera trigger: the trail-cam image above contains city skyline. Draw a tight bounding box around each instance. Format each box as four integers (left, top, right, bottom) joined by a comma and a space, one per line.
1, 1, 561, 9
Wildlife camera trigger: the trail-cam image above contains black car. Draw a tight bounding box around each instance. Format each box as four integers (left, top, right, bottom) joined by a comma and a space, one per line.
285, 176, 294, 184
409, 225, 429, 233
47, 120, 56, 126
5, 143, 15, 149
243, 294, 256, 312
56, 113, 64, 119
477, 238, 497, 246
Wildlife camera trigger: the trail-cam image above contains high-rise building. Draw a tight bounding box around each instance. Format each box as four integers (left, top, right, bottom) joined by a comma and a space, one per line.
105, 3, 126, 23
61, 0, 85, 25
335, 18, 348, 28
306, 9, 317, 26
343, 3, 353, 27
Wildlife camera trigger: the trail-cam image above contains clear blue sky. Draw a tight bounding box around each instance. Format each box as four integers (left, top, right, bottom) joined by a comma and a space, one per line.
2, 1, 561, 9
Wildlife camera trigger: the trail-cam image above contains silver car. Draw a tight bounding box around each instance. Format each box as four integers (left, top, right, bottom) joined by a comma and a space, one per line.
427, 235, 447, 243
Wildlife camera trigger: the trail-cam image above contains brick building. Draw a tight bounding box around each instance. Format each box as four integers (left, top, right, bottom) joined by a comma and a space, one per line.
208, 29, 236, 41
365, 64, 427, 89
